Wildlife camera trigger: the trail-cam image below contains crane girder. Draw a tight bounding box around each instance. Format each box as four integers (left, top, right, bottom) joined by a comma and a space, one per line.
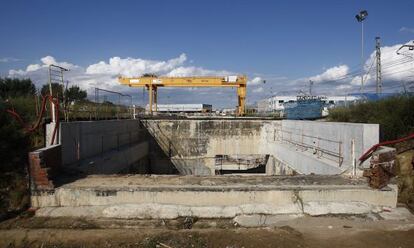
118, 75, 247, 116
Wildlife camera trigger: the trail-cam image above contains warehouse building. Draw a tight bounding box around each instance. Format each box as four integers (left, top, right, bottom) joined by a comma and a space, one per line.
146, 103, 212, 113
257, 95, 362, 113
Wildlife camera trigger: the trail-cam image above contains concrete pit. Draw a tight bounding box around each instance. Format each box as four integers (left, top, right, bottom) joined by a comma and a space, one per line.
28, 118, 398, 219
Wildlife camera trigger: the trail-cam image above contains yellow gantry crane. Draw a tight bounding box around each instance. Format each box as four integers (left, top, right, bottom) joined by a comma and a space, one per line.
118, 75, 247, 116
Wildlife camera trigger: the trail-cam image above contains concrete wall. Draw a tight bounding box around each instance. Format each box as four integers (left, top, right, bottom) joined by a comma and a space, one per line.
46, 119, 180, 176
29, 144, 62, 190
65, 142, 149, 175
142, 119, 265, 175
45, 120, 154, 176
47, 119, 379, 177
48, 120, 147, 166
279, 120, 378, 168
143, 119, 379, 176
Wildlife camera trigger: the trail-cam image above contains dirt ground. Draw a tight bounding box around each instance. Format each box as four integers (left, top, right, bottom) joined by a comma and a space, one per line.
1, 214, 414, 248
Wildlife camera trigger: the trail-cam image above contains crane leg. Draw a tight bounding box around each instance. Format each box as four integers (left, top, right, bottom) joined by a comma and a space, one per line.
237, 85, 246, 116
154, 87, 158, 112
148, 86, 153, 115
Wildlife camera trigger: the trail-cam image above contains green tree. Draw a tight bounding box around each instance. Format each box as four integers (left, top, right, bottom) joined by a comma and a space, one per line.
0, 78, 36, 99
0, 101, 30, 173
40, 83, 64, 101
142, 73, 157, 77
65, 85, 87, 103
328, 95, 414, 141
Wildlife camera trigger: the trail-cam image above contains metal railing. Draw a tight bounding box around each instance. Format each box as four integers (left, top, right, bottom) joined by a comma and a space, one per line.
278, 127, 343, 166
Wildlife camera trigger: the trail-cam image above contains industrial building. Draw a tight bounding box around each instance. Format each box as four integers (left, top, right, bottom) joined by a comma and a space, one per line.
257, 95, 362, 113
145, 103, 212, 113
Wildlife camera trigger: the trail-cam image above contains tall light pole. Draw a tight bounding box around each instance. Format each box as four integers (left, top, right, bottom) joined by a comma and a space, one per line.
355, 10, 368, 94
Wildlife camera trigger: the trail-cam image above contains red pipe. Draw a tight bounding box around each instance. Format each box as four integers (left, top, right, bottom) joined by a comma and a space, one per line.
4, 95, 60, 145
359, 132, 414, 162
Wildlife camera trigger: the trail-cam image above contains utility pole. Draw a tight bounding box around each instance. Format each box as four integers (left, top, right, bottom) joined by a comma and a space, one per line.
375, 37, 382, 94
309, 80, 314, 95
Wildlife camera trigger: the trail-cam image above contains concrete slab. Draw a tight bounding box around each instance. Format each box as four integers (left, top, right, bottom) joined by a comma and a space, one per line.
379, 207, 414, 221
32, 175, 398, 219
233, 214, 302, 227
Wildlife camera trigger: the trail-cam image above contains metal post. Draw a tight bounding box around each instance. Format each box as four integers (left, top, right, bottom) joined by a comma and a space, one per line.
154, 87, 158, 112
149, 86, 153, 115
361, 21, 364, 94
48, 66, 56, 123
338, 141, 342, 166
351, 139, 356, 177
118, 94, 121, 119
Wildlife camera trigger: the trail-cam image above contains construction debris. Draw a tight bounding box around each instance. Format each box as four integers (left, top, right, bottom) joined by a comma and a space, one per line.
363, 146, 397, 189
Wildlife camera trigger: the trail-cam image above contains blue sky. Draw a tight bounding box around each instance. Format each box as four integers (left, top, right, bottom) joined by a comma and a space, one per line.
1, 0, 413, 107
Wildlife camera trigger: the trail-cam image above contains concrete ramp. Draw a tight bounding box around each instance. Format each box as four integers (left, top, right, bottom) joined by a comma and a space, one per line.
273, 143, 343, 175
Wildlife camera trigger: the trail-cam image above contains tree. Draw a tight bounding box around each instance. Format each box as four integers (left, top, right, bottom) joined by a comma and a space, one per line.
142, 73, 157, 77
0, 100, 30, 173
65, 85, 87, 103
0, 78, 36, 99
40, 83, 64, 101
102, 100, 114, 105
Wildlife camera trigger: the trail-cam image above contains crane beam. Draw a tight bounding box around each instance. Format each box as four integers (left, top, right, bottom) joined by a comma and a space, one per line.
118, 75, 247, 116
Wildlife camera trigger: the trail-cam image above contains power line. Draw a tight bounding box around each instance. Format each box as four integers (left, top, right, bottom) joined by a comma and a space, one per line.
381, 59, 413, 70
381, 68, 413, 77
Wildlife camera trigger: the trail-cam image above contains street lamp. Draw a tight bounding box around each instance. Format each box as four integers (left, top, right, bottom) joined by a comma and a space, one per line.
396, 41, 414, 56
355, 10, 368, 94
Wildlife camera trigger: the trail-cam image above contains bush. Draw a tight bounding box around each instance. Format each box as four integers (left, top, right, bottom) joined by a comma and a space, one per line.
0, 101, 30, 173
328, 95, 414, 141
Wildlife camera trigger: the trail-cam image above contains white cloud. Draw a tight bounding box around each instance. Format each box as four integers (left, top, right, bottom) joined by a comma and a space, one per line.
292, 40, 414, 95
252, 87, 264, 93
336, 84, 352, 91
248, 76, 263, 86
7, 54, 236, 104
0, 57, 20, 63
365, 42, 414, 82
400, 27, 414, 34
26, 64, 42, 72
6, 40, 414, 108
308, 65, 349, 83
86, 53, 187, 76
166, 66, 232, 77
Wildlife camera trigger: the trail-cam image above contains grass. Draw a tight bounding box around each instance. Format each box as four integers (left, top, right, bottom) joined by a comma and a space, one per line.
328, 95, 414, 141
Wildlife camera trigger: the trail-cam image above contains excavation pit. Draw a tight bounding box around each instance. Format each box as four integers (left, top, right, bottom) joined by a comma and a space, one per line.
29, 118, 397, 219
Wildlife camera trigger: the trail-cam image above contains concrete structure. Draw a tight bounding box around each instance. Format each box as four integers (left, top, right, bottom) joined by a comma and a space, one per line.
219, 108, 236, 115
32, 175, 397, 219
43, 119, 177, 179
44, 119, 378, 177
141, 119, 377, 175
28, 144, 61, 190
258, 95, 362, 113
30, 118, 393, 220
145, 104, 212, 113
